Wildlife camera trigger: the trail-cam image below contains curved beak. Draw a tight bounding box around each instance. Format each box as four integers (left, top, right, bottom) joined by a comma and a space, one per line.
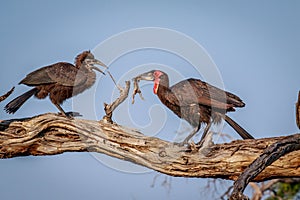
135, 70, 155, 81
89, 59, 108, 75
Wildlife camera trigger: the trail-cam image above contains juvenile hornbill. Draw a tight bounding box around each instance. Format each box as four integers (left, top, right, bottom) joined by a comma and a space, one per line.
5, 51, 107, 117
136, 70, 254, 146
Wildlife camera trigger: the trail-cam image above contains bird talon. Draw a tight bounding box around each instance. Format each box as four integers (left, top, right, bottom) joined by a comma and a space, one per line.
59, 111, 82, 118
66, 111, 82, 117
173, 141, 189, 147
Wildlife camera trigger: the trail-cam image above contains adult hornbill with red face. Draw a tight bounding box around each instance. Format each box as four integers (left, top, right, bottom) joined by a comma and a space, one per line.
135, 70, 254, 146
5, 51, 107, 117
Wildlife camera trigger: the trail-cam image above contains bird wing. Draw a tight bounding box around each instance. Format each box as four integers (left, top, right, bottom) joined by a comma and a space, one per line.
169, 78, 244, 110
19, 62, 87, 87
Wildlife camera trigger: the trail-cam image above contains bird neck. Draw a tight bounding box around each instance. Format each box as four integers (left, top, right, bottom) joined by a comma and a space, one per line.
156, 80, 180, 111
155, 76, 170, 96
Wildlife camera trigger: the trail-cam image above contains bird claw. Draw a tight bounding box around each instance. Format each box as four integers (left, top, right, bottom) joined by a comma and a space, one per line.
173, 141, 189, 147
174, 141, 201, 153
195, 132, 215, 150
63, 111, 82, 118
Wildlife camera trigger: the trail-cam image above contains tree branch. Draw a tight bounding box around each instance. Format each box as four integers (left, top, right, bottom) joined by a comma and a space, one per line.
229, 134, 300, 199
0, 113, 299, 181
227, 91, 300, 199
103, 81, 130, 123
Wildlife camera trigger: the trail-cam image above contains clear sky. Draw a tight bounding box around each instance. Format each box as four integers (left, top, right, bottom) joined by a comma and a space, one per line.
0, 1, 299, 200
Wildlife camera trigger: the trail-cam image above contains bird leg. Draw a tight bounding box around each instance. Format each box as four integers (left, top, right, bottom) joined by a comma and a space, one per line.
54, 103, 67, 116
53, 103, 73, 118
196, 121, 212, 148
65, 112, 82, 117
178, 125, 200, 146
52, 101, 82, 118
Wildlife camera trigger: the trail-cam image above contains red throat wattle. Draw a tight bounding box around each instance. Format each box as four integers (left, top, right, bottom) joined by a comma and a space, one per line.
153, 70, 162, 94
153, 79, 159, 94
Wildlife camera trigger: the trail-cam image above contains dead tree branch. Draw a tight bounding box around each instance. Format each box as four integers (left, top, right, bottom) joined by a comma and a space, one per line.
0, 113, 299, 181
249, 179, 280, 200
103, 80, 130, 123
229, 134, 300, 199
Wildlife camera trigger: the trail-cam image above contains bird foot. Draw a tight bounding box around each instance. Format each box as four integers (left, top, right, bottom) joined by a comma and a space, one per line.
173, 141, 200, 153
195, 132, 214, 150
173, 141, 189, 147
195, 140, 205, 149
189, 142, 199, 152
59, 111, 82, 118
66, 111, 82, 117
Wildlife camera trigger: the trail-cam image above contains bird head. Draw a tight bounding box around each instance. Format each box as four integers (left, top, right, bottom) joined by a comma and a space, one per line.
76, 51, 108, 75
136, 70, 166, 94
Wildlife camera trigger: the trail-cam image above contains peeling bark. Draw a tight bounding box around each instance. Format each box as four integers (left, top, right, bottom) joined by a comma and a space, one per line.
0, 113, 299, 181
230, 134, 300, 199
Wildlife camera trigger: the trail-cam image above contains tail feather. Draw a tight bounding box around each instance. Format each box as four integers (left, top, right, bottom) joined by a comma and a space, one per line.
224, 115, 254, 139
5, 88, 38, 114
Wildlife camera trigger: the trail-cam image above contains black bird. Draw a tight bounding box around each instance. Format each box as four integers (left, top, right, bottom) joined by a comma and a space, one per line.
136, 70, 254, 146
5, 51, 107, 116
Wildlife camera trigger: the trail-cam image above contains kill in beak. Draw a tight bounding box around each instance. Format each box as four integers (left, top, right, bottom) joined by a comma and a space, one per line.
135, 70, 156, 81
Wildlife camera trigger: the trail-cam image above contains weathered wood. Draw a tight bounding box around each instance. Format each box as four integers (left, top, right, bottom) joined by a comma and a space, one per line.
103, 81, 130, 123
0, 113, 299, 181
230, 135, 300, 199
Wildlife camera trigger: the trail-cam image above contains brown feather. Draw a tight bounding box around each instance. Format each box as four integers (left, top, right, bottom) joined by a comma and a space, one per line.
150, 70, 253, 143
5, 51, 103, 116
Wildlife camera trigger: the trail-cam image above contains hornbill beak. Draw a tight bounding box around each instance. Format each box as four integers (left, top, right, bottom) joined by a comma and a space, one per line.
135, 70, 155, 81
87, 59, 108, 75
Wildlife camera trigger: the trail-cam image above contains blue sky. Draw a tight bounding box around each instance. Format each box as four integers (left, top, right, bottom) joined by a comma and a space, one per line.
0, 1, 299, 200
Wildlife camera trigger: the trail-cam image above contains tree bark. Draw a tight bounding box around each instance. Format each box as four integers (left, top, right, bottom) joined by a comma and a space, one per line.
0, 113, 299, 181
230, 135, 300, 199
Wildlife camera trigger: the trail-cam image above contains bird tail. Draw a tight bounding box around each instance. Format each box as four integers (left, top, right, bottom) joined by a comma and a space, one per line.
224, 115, 254, 139
4, 88, 38, 114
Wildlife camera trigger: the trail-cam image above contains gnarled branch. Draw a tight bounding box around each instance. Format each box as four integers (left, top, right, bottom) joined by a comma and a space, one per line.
103, 80, 130, 123
0, 113, 299, 181
229, 133, 300, 199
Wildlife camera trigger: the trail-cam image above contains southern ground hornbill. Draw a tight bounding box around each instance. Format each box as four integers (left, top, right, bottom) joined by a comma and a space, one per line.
134, 70, 254, 146
5, 51, 107, 117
